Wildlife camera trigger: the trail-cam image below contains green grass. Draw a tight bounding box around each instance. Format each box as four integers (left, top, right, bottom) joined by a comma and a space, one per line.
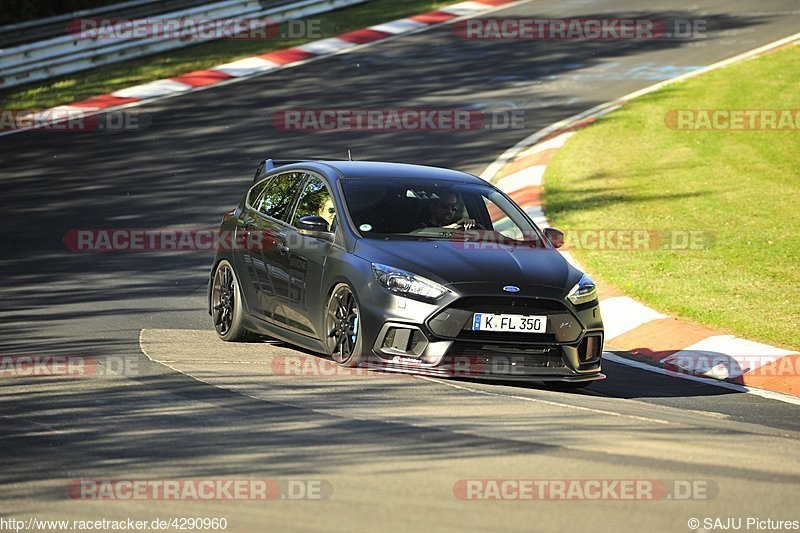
544, 45, 800, 350
0, 0, 454, 110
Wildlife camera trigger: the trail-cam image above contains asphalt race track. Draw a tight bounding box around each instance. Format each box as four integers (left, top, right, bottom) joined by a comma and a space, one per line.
2, 0, 800, 531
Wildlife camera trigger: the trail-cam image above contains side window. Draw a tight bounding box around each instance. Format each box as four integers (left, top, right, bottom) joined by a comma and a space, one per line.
254, 172, 305, 222
247, 177, 271, 207
482, 195, 524, 241
293, 175, 335, 229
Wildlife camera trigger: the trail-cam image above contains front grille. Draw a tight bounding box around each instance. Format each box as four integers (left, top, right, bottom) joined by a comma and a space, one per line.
427, 296, 576, 343
442, 342, 567, 375
450, 296, 569, 313
457, 330, 555, 343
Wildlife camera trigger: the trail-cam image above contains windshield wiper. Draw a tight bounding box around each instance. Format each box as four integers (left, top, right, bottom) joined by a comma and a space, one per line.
380, 234, 439, 241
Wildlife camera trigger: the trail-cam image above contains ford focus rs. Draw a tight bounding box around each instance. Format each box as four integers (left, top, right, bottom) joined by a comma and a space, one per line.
208, 159, 604, 385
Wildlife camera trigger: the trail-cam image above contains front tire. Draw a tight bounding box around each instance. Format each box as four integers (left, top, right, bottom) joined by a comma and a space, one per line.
211, 260, 258, 342
325, 283, 363, 367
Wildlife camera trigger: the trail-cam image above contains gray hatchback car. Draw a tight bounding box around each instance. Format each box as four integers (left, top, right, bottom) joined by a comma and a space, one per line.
209, 159, 604, 387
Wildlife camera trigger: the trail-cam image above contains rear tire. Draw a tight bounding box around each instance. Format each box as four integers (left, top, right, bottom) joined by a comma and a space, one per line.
211, 260, 259, 342
325, 283, 363, 367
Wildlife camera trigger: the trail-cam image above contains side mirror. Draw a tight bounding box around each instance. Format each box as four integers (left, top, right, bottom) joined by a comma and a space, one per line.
297, 215, 333, 241
544, 227, 564, 249
297, 215, 329, 232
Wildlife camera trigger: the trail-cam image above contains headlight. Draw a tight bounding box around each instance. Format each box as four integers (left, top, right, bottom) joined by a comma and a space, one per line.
567, 274, 597, 305
372, 263, 448, 299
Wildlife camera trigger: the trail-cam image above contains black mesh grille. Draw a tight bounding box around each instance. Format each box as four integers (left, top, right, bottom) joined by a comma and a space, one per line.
449, 296, 569, 313
444, 342, 567, 374
457, 330, 555, 343
427, 296, 570, 342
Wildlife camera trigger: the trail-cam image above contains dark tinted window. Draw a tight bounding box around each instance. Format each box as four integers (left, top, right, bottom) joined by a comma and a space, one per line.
253, 172, 304, 221
293, 175, 335, 229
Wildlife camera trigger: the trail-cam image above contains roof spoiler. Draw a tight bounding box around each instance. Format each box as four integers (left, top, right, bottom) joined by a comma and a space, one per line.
264, 158, 308, 171
254, 158, 354, 183
253, 159, 307, 184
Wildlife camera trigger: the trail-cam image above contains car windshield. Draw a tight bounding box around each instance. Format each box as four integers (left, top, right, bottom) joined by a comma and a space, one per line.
341, 178, 544, 246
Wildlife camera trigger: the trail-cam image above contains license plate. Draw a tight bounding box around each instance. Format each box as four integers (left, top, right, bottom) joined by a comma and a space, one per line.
472, 313, 547, 333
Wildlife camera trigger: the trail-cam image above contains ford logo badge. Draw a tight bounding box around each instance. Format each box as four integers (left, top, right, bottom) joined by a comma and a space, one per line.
503, 286, 520, 293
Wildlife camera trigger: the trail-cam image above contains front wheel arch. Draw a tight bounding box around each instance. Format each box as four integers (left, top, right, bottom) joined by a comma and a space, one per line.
324, 281, 364, 367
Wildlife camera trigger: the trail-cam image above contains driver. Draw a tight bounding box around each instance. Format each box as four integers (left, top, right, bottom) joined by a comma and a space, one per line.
425, 192, 477, 230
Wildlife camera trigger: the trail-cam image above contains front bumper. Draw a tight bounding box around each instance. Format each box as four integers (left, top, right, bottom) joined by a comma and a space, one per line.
357, 282, 604, 382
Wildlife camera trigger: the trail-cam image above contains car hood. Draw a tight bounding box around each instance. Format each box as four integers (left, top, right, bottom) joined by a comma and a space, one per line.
353, 238, 581, 291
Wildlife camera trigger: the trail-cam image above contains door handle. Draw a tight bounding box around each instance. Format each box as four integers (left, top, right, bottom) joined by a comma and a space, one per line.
237, 227, 261, 250
278, 242, 290, 255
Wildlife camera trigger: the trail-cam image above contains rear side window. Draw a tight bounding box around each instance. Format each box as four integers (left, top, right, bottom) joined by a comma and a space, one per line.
248, 178, 271, 207
252, 172, 305, 222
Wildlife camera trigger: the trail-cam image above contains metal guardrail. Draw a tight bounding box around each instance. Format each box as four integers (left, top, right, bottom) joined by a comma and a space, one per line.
0, 0, 215, 48
0, 0, 366, 89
